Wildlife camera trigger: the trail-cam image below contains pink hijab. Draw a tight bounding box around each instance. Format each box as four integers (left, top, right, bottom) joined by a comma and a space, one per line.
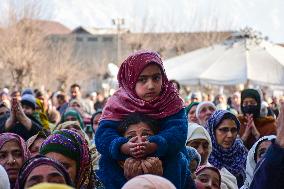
101, 50, 184, 121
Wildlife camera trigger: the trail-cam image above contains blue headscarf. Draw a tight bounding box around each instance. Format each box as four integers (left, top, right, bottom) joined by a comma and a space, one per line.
205, 110, 247, 177
186, 146, 201, 167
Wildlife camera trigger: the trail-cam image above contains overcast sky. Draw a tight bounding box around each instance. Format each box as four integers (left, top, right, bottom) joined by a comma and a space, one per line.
1, 0, 283, 43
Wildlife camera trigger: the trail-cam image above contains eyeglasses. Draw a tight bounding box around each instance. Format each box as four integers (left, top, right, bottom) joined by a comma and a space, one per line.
217, 127, 238, 134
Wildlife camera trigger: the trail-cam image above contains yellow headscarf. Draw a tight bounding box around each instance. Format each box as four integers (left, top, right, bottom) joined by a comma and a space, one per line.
35, 99, 50, 130
28, 183, 73, 189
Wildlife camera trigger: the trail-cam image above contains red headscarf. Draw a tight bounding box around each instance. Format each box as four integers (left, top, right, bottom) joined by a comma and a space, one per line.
101, 50, 184, 121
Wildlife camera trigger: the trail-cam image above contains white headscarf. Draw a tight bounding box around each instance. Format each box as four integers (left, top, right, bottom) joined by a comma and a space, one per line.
241, 135, 276, 189
0, 165, 10, 189
195, 101, 216, 125
187, 123, 212, 164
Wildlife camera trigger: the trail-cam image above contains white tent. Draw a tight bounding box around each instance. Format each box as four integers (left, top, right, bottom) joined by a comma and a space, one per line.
164, 30, 284, 87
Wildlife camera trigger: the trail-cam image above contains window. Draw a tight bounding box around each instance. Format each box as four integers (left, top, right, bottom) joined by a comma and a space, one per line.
88, 37, 98, 42
103, 37, 113, 42
76, 37, 83, 42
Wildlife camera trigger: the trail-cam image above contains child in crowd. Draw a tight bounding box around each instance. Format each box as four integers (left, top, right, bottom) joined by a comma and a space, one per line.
95, 50, 190, 189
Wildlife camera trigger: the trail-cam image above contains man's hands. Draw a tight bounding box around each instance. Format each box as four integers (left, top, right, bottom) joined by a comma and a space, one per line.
123, 157, 163, 180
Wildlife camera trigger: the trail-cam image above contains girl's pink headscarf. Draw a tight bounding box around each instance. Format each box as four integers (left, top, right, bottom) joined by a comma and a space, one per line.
101, 50, 184, 121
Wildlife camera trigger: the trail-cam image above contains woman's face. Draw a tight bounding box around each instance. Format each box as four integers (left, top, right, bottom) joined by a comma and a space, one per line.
188, 105, 198, 123
215, 119, 238, 149
92, 113, 102, 134
198, 106, 215, 125
29, 138, 46, 158
124, 122, 154, 143
196, 168, 220, 189
45, 152, 77, 183
187, 139, 209, 165
0, 140, 24, 183
65, 115, 77, 122
135, 64, 162, 102
24, 165, 66, 188
256, 140, 272, 163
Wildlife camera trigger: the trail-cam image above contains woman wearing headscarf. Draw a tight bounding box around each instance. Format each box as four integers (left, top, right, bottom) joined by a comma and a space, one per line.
0, 133, 30, 189
40, 129, 96, 189
186, 102, 199, 124
186, 123, 212, 165
196, 101, 216, 126
185, 146, 201, 179
34, 99, 50, 130
122, 174, 176, 189
187, 123, 238, 189
26, 131, 47, 158
238, 89, 276, 149
206, 110, 247, 187
60, 108, 84, 129
15, 155, 73, 189
241, 135, 276, 189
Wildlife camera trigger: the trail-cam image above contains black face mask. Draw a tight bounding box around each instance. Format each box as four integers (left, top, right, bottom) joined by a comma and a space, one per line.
242, 105, 259, 117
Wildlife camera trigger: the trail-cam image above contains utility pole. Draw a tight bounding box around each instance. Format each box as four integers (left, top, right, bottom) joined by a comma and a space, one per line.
112, 18, 125, 65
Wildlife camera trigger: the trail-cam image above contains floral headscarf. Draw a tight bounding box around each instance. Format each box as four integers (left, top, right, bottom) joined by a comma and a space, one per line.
100, 50, 184, 121
205, 110, 247, 177
40, 129, 92, 188
0, 133, 30, 162
14, 155, 74, 189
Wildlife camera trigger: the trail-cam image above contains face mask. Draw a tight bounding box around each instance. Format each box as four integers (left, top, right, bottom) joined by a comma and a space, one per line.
242, 105, 259, 117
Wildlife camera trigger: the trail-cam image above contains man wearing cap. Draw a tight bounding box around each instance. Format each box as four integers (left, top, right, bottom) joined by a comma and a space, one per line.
0, 89, 43, 140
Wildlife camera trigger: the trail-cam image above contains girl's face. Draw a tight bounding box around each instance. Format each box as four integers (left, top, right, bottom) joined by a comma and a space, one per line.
215, 119, 238, 149
0, 140, 24, 183
124, 122, 154, 143
256, 140, 272, 163
135, 64, 162, 102
196, 168, 220, 189
187, 139, 209, 165
188, 105, 198, 123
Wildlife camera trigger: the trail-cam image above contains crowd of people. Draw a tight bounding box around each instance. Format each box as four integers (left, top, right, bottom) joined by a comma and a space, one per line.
0, 50, 283, 189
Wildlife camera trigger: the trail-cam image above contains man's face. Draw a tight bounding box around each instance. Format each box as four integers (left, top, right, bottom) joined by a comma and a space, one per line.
70, 87, 81, 99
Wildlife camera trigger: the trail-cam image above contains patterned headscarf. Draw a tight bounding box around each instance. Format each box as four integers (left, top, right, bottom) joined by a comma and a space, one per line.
0, 133, 30, 162
101, 50, 184, 121
40, 129, 92, 188
61, 108, 85, 129
186, 146, 201, 167
205, 110, 247, 177
14, 155, 73, 189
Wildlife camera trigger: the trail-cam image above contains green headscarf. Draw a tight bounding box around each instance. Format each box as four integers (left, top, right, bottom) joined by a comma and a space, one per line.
61, 108, 84, 128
